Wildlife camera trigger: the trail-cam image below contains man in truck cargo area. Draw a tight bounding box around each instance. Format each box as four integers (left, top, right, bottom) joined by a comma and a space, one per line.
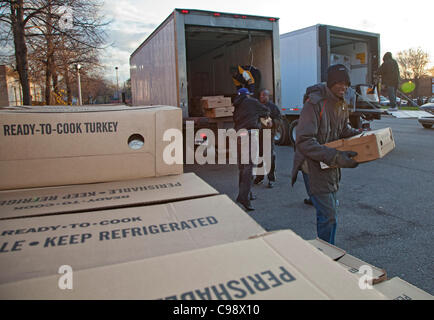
378, 52, 401, 112
254, 88, 282, 188
291, 64, 360, 245
233, 87, 270, 211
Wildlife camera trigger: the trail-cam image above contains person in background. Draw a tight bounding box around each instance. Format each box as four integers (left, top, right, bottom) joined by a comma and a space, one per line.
378, 52, 400, 112
254, 88, 281, 188
232, 88, 270, 211
231, 65, 261, 98
291, 64, 360, 245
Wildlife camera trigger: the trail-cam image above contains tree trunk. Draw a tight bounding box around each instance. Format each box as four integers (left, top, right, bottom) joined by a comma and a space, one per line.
64, 68, 72, 105
11, 0, 31, 105
44, 7, 53, 105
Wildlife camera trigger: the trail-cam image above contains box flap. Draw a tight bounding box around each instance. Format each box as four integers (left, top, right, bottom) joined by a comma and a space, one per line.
0, 194, 265, 285
337, 253, 387, 284
0, 229, 387, 300
307, 238, 346, 260
374, 277, 433, 300
0, 173, 218, 220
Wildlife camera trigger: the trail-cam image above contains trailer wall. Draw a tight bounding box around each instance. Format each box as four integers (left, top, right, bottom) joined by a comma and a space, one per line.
130, 17, 178, 107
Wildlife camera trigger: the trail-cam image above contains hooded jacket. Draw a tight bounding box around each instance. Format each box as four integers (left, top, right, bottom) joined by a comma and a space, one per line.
378, 52, 400, 88
232, 94, 270, 131
291, 83, 359, 195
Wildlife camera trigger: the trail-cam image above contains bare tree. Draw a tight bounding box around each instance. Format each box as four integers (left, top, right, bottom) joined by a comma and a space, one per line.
396, 48, 430, 80
1, 0, 109, 105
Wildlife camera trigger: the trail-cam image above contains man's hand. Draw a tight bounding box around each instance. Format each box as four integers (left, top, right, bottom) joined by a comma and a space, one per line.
333, 151, 359, 168
260, 116, 273, 128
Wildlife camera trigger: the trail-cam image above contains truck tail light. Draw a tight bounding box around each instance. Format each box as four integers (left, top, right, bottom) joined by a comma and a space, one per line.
269, 18, 276, 21
213, 12, 221, 17
180, 10, 189, 14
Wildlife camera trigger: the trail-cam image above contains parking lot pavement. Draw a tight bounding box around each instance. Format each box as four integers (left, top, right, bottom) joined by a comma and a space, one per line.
185, 116, 434, 295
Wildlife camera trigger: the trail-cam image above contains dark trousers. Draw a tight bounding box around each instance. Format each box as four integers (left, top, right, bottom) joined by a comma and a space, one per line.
236, 131, 256, 204
255, 129, 276, 182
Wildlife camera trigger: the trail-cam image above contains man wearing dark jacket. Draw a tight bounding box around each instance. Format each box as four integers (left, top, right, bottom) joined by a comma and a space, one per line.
378, 52, 400, 111
291, 64, 360, 244
233, 88, 270, 211
254, 88, 282, 188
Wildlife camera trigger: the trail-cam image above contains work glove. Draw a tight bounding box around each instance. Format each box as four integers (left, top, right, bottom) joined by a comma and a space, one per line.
332, 151, 359, 168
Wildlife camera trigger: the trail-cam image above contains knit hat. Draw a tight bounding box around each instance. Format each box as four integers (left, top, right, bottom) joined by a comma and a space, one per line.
237, 87, 251, 95
327, 64, 350, 89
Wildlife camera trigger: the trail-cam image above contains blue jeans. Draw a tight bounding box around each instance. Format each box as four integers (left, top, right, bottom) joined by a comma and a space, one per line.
388, 86, 397, 108
302, 172, 312, 200
311, 192, 338, 245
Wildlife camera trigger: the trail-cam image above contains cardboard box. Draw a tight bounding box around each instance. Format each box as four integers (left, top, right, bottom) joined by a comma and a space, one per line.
308, 239, 386, 284
204, 106, 235, 118
337, 253, 387, 284
374, 277, 434, 300
0, 105, 183, 190
324, 127, 395, 163
0, 173, 218, 220
0, 194, 265, 285
307, 238, 346, 261
0, 230, 387, 299
200, 96, 232, 109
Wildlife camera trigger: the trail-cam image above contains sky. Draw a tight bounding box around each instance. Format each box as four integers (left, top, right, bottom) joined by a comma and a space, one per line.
101, 0, 433, 85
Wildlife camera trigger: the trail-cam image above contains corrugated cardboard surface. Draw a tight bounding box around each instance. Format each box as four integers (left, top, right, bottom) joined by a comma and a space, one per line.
307, 238, 346, 261
374, 277, 434, 300
337, 253, 387, 284
0, 194, 265, 285
0, 230, 387, 300
204, 106, 235, 118
308, 239, 386, 284
200, 96, 232, 109
324, 127, 395, 163
0, 173, 218, 220
0, 105, 183, 190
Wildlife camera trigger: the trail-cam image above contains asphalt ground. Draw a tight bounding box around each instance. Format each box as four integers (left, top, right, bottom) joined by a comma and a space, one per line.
185, 116, 434, 295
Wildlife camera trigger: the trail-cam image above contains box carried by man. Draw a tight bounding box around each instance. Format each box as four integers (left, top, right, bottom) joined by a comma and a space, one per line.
324, 127, 395, 163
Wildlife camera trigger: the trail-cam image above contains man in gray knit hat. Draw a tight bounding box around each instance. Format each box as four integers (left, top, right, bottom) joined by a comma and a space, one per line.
291, 64, 361, 244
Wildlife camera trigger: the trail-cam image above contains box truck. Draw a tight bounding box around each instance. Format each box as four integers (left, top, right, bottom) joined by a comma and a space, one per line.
279, 24, 383, 145
130, 8, 282, 152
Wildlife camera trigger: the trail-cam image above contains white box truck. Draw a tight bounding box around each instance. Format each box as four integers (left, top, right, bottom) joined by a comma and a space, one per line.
279, 24, 383, 145
130, 9, 281, 136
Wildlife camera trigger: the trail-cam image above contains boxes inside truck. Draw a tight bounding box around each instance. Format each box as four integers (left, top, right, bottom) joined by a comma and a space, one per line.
186, 26, 274, 115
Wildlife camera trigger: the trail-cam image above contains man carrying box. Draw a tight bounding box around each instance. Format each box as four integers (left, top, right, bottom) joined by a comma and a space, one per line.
291, 64, 360, 245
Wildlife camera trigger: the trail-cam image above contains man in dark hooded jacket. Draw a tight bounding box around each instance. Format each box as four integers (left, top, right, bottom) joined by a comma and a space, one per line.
233, 88, 270, 211
291, 64, 360, 244
378, 52, 400, 111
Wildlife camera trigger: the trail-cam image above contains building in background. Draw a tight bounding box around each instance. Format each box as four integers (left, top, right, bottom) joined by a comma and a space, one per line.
0, 65, 43, 106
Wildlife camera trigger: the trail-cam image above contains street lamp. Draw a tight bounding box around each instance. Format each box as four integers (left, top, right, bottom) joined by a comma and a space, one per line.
76, 64, 83, 105
115, 66, 119, 103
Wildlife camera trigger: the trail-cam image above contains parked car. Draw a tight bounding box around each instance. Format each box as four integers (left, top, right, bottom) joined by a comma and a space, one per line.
396, 97, 407, 106
420, 102, 434, 115
379, 96, 390, 106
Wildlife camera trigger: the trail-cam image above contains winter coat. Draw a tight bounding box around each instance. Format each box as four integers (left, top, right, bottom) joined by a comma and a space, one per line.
233, 94, 270, 131
291, 83, 359, 195
378, 52, 400, 88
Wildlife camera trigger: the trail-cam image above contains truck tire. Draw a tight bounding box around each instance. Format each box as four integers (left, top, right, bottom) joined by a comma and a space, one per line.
288, 119, 298, 146
349, 115, 362, 129
422, 123, 433, 129
274, 118, 288, 145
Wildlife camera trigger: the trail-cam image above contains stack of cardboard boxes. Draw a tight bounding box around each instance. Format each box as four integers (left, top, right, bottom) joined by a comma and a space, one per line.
0, 105, 432, 300
200, 96, 234, 118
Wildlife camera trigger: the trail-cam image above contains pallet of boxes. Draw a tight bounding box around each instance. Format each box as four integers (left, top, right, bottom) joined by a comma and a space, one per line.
200, 96, 234, 118
0, 105, 432, 300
